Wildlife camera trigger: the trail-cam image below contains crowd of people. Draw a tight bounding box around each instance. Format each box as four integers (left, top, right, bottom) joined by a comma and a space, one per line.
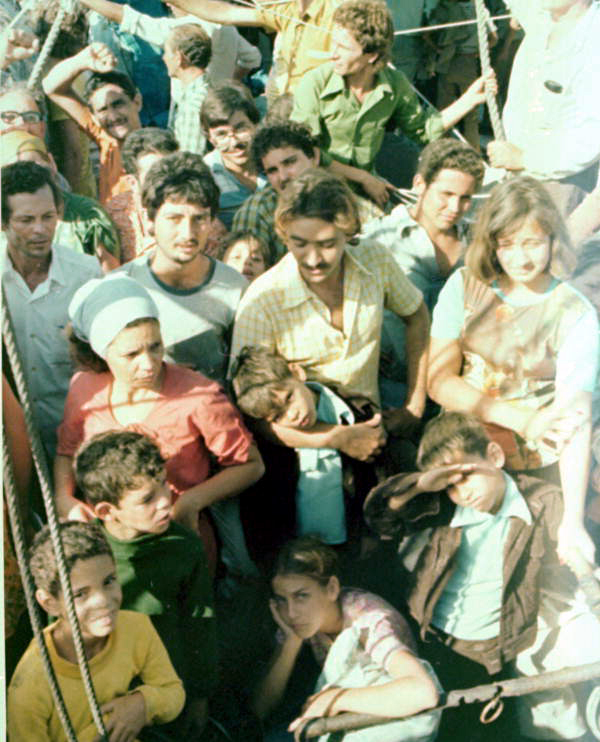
2, 0, 600, 740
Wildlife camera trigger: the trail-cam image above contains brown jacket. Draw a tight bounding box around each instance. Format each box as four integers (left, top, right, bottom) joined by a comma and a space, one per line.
365, 473, 568, 674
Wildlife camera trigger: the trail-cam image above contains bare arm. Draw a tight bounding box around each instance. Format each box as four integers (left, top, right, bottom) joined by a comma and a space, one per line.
439, 71, 497, 132
43, 44, 117, 130
427, 337, 535, 434
402, 300, 430, 419
172, 444, 264, 529
77, 0, 124, 24
252, 416, 387, 462
253, 600, 304, 720
291, 649, 438, 724
165, 0, 261, 26
328, 160, 394, 210
555, 390, 595, 563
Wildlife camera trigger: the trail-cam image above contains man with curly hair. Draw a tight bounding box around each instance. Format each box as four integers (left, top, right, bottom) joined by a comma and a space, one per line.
290, 0, 492, 208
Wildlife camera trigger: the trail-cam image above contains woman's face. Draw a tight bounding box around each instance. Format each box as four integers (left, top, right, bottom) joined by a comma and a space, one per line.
105, 319, 164, 390
271, 573, 340, 639
494, 216, 552, 291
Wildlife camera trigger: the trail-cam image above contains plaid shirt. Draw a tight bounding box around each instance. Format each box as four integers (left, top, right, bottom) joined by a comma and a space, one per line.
169, 74, 209, 155
230, 239, 422, 405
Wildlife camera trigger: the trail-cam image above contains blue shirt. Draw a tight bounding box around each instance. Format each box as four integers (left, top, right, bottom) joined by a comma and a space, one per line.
431, 473, 532, 640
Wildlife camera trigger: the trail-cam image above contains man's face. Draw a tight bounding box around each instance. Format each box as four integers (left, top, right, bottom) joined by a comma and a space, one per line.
330, 25, 374, 78
3, 184, 59, 261
152, 197, 213, 265
415, 168, 477, 231
207, 110, 255, 170
89, 83, 141, 143
284, 217, 346, 289
262, 146, 318, 194
0, 89, 45, 139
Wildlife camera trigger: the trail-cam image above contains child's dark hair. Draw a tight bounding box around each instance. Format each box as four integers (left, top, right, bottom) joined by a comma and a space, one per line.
231, 346, 295, 420
75, 430, 166, 507
417, 412, 491, 471
219, 230, 272, 267
30, 522, 114, 598
273, 536, 339, 587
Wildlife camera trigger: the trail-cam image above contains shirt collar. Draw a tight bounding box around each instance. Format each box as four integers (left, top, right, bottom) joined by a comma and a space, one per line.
319, 65, 393, 101
278, 242, 373, 309
0, 237, 64, 287
450, 472, 532, 528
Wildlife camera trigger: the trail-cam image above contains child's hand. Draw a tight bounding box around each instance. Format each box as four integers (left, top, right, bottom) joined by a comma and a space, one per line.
81, 42, 117, 73
335, 414, 387, 461
94, 692, 146, 742
269, 599, 303, 645
414, 462, 482, 494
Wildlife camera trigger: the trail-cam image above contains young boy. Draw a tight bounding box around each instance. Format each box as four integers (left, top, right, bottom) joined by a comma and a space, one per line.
220, 230, 271, 283
232, 346, 380, 545
8, 521, 185, 742
364, 411, 600, 742
74, 430, 218, 738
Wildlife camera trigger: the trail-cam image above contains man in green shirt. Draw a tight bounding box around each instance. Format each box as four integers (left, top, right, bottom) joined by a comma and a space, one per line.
291, 0, 493, 208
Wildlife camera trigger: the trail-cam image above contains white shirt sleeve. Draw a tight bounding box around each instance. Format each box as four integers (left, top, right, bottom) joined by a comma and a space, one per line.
431, 269, 465, 339
120, 5, 170, 45
556, 307, 599, 393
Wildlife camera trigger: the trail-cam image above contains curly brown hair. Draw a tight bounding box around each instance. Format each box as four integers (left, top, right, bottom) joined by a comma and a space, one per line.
332, 0, 394, 68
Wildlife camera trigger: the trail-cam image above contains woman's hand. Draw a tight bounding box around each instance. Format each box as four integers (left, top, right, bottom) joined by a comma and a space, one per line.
523, 406, 586, 454
269, 599, 303, 644
557, 519, 596, 567
288, 686, 344, 731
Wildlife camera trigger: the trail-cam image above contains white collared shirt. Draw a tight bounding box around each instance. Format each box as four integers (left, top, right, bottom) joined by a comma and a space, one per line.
1, 240, 102, 456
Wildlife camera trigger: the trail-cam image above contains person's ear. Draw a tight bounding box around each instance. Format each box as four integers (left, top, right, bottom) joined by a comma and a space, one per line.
94, 501, 117, 520
146, 216, 155, 236
36, 588, 60, 616
133, 91, 143, 113
288, 362, 307, 381
312, 146, 320, 167
326, 576, 341, 601
413, 173, 426, 196
486, 440, 505, 469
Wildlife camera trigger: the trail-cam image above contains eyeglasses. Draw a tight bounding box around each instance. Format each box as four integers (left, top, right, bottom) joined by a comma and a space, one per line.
210, 124, 253, 147
0, 110, 43, 125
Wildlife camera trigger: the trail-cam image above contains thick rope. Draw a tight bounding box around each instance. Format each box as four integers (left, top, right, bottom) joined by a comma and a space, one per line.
3, 433, 79, 742
27, 1, 68, 90
474, 0, 505, 141
1, 290, 109, 741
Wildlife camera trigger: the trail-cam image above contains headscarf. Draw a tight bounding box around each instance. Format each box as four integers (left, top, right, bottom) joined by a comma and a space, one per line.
69, 274, 160, 359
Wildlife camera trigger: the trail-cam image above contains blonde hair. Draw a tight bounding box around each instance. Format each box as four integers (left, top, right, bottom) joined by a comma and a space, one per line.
465, 176, 573, 283
274, 168, 360, 240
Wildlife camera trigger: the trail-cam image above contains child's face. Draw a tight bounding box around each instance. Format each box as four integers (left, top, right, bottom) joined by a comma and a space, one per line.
223, 238, 267, 281
54, 555, 122, 642
104, 474, 172, 540
443, 449, 506, 514
495, 216, 552, 291
268, 379, 318, 429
